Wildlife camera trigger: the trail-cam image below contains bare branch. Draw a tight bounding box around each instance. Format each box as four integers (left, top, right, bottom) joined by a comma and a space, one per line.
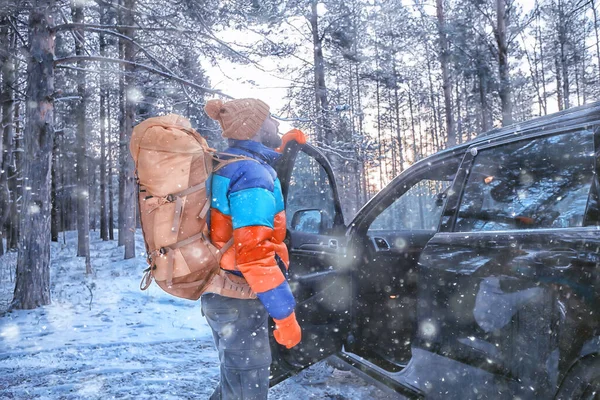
54, 56, 233, 98
54, 23, 212, 36
7, 16, 26, 47
471, 2, 497, 31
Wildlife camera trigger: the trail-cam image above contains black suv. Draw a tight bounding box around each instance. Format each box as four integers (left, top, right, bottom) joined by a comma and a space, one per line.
268, 102, 600, 399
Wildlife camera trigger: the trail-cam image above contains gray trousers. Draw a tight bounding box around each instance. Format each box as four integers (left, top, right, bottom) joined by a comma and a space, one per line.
201, 293, 271, 400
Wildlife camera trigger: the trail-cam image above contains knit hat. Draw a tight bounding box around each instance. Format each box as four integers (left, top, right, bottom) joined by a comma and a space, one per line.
204, 98, 270, 140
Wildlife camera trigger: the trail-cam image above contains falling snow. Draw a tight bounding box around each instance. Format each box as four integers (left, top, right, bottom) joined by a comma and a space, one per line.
0, 231, 398, 399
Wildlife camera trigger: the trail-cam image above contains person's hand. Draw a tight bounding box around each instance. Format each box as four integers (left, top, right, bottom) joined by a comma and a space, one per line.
273, 311, 302, 349
276, 129, 307, 153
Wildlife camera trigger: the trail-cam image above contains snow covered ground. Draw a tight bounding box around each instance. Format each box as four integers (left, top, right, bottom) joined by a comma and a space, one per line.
0, 231, 398, 399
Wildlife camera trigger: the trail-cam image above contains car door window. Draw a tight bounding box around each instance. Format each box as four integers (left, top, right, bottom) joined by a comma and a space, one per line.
286, 150, 336, 233
455, 129, 596, 232
369, 179, 452, 232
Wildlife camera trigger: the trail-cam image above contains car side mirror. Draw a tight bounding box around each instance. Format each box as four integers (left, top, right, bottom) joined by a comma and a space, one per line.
292, 209, 328, 234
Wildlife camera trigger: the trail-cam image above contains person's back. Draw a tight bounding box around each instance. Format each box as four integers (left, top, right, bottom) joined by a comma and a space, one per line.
202, 98, 303, 400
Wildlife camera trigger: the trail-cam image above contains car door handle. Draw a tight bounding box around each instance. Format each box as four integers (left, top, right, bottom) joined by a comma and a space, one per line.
329, 239, 338, 249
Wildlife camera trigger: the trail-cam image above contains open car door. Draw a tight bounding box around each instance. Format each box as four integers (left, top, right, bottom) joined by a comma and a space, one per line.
269, 140, 350, 385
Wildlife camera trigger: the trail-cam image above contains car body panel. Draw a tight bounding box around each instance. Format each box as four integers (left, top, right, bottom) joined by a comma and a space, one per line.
271, 101, 600, 397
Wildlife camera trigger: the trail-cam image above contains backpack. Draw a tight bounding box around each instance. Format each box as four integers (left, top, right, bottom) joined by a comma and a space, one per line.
129, 114, 256, 301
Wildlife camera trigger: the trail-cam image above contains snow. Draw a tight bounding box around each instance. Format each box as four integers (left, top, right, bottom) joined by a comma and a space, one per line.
0, 231, 395, 399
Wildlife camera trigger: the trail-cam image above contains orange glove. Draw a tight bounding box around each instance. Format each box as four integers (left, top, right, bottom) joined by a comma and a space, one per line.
276, 129, 307, 153
273, 311, 302, 349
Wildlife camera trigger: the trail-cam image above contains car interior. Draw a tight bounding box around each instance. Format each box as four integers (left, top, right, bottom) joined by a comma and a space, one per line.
344, 155, 463, 370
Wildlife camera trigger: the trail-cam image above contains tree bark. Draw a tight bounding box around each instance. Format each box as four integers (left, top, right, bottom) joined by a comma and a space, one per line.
555, 56, 564, 111
393, 70, 404, 172
375, 50, 383, 189
0, 17, 15, 255
424, 44, 441, 153
592, 0, 600, 85
107, 89, 114, 241
309, 0, 331, 144
407, 85, 418, 163
436, 0, 455, 147
51, 130, 60, 242
478, 56, 492, 132
536, 3, 548, 115
71, 0, 92, 274
557, 0, 570, 110
7, 100, 21, 250
99, 5, 109, 241
455, 76, 462, 144
119, 0, 136, 259
496, 0, 513, 126
12, 0, 55, 310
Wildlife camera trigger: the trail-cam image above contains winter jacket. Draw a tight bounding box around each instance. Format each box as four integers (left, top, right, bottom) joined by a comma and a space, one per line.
208, 139, 295, 320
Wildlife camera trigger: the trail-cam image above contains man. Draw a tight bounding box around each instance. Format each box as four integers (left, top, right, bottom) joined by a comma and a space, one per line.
202, 98, 304, 399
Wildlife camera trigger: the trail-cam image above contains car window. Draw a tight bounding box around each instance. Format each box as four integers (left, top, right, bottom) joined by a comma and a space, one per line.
286, 150, 336, 233
368, 178, 453, 232
454, 129, 596, 232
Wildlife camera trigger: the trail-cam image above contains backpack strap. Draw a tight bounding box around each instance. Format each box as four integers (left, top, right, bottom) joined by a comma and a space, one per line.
210, 152, 260, 173
143, 184, 209, 234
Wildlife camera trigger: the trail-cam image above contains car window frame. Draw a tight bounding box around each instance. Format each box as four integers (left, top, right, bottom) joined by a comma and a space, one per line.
441, 122, 600, 233
349, 151, 465, 237
279, 142, 346, 231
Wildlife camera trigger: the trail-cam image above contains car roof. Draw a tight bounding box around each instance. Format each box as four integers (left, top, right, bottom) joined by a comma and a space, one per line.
458, 100, 600, 148
413, 100, 600, 164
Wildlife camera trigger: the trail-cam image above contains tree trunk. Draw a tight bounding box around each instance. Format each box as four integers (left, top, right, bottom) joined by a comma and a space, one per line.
424, 44, 441, 153
581, 18, 588, 105
555, 56, 564, 111
107, 90, 115, 241
455, 77, 462, 144
574, 64, 581, 107
592, 0, 600, 85
436, 0, 455, 147
0, 17, 15, 254
559, 39, 570, 109
557, 0, 570, 110
99, 6, 109, 241
309, 0, 331, 144
119, 0, 136, 259
375, 54, 383, 189
118, 2, 125, 247
393, 78, 404, 172
12, 0, 55, 310
7, 99, 21, 250
407, 85, 418, 163
71, 1, 92, 274
536, 3, 548, 115
51, 130, 60, 242
355, 64, 367, 204
478, 58, 492, 132
99, 90, 109, 240
496, 0, 513, 126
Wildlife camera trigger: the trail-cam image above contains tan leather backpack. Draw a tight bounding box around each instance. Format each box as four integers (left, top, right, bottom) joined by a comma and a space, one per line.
130, 114, 256, 301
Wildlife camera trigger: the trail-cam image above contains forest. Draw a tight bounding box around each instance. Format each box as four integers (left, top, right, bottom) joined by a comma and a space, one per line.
1, 0, 598, 309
